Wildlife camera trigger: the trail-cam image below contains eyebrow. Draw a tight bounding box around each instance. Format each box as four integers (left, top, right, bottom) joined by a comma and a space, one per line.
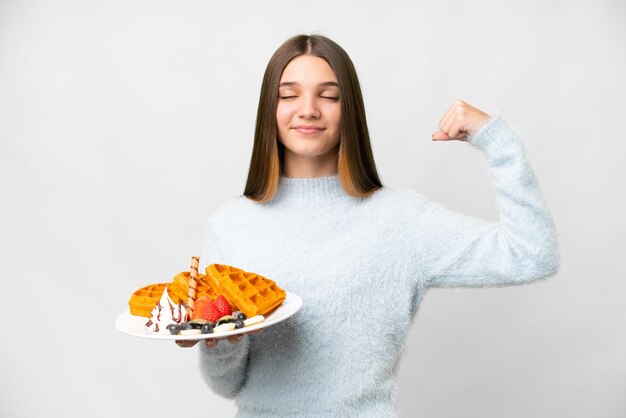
279, 81, 339, 88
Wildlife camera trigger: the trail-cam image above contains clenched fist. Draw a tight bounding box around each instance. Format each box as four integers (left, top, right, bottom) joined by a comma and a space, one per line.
432, 100, 490, 141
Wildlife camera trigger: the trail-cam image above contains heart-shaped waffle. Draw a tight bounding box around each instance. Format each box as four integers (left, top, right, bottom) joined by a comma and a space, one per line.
128, 283, 168, 318
205, 264, 286, 317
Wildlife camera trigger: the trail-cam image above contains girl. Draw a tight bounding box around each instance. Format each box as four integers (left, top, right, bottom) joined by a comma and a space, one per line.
177, 34, 560, 417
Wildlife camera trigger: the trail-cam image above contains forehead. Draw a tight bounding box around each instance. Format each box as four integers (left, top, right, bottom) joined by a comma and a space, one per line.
280, 55, 338, 84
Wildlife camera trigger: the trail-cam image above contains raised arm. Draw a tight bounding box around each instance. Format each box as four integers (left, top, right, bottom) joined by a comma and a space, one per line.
422, 101, 560, 288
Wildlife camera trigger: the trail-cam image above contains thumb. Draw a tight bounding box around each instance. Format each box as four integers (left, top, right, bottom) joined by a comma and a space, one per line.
432, 130, 450, 141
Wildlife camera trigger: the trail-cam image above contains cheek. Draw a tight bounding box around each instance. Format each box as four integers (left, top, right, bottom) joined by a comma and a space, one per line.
276, 103, 294, 127
276, 105, 294, 144
328, 106, 341, 132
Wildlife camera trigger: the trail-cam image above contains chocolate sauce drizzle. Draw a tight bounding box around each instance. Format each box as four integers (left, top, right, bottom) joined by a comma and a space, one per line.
145, 297, 183, 332
145, 301, 164, 331
167, 300, 183, 323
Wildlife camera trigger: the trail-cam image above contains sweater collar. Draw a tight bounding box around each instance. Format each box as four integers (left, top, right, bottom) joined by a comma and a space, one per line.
272, 174, 352, 205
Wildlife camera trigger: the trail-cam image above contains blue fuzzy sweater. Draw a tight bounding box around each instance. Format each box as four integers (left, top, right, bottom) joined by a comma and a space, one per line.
198, 116, 560, 417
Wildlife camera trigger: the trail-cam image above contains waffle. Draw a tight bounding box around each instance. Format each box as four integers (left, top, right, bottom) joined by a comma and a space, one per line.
128, 283, 168, 318
167, 271, 236, 310
205, 264, 286, 317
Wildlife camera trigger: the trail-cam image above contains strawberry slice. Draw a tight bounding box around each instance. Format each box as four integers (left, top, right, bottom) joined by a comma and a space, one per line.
194, 296, 221, 322
215, 295, 232, 317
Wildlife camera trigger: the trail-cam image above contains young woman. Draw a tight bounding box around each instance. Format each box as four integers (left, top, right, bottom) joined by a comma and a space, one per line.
177, 34, 560, 417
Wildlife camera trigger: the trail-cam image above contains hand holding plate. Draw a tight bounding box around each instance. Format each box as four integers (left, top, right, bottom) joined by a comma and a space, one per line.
175, 329, 263, 348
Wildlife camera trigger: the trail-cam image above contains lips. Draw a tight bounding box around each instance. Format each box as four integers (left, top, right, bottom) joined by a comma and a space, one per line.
293, 125, 325, 135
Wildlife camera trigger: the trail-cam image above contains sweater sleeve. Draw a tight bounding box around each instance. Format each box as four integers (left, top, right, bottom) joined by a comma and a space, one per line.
421, 116, 560, 288
196, 212, 250, 398
198, 338, 250, 399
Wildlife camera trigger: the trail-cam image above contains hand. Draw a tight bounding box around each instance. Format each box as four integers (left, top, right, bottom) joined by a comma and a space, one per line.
175, 329, 263, 348
432, 100, 490, 141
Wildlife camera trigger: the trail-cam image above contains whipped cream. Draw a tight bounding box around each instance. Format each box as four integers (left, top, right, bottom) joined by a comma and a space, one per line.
145, 288, 187, 334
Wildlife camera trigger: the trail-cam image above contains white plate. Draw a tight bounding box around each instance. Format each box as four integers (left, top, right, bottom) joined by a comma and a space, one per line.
115, 292, 302, 341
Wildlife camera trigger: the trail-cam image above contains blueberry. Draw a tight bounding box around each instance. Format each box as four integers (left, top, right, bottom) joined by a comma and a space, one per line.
201, 323, 214, 334
181, 322, 193, 331
235, 319, 245, 329
166, 324, 181, 335
237, 313, 247, 321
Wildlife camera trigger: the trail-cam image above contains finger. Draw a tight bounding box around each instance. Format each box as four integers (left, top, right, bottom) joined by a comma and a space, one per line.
432, 130, 450, 141
442, 99, 470, 135
247, 329, 263, 335
227, 334, 244, 344
447, 121, 465, 139
438, 100, 459, 131
175, 340, 199, 348
204, 339, 219, 348
439, 99, 465, 132
438, 107, 453, 133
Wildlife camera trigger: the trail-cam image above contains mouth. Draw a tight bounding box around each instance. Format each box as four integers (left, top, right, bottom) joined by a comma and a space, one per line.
292, 125, 326, 135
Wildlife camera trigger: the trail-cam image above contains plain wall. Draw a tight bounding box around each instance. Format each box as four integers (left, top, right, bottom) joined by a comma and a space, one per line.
1, 0, 624, 417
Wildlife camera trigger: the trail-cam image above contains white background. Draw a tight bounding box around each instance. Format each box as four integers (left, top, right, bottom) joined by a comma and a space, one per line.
2, 0, 625, 417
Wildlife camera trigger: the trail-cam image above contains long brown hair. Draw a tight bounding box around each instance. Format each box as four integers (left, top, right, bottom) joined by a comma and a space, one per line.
244, 34, 382, 202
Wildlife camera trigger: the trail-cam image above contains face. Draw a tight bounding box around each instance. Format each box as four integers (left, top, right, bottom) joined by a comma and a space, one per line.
276, 55, 341, 165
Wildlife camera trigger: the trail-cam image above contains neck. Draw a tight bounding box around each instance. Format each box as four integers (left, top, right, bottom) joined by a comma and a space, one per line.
282, 148, 338, 178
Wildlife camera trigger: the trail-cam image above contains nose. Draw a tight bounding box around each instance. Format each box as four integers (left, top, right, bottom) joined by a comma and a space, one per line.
298, 94, 320, 119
